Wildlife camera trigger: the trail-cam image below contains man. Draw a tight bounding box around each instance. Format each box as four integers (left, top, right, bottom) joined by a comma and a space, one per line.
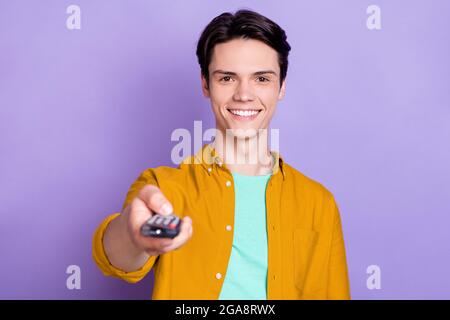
92, 9, 351, 300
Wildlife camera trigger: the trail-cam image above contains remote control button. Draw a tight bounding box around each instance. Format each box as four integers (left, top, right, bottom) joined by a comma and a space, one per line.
148, 215, 158, 224
169, 223, 177, 229
163, 217, 172, 226
155, 216, 163, 225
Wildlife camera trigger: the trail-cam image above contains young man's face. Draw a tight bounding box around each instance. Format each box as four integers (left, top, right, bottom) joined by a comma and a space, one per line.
201, 38, 286, 139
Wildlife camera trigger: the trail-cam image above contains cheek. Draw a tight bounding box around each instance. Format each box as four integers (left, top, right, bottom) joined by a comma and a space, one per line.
208, 92, 227, 116
258, 89, 280, 107
209, 85, 230, 103
255, 82, 279, 96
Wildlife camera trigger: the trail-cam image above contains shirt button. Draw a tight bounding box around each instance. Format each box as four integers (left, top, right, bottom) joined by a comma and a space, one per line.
226, 225, 232, 231
225, 180, 232, 187
215, 272, 222, 280
207, 167, 212, 173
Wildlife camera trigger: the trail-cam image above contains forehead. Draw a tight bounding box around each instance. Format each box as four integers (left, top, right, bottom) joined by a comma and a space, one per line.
209, 38, 279, 74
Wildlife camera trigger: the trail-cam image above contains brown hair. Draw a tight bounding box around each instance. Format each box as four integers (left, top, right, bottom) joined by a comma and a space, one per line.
196, 9, 291, 89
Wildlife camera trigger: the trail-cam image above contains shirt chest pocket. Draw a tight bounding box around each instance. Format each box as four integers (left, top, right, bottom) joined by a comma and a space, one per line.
292, 228, 319, 292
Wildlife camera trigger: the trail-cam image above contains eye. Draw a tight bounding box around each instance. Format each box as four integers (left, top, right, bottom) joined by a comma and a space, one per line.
257, 76, 269, 82
220, 76, 233, 82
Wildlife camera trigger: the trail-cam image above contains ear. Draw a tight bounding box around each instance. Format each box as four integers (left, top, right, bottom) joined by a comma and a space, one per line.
278, 78, 286, 100
201, 73, 210, 98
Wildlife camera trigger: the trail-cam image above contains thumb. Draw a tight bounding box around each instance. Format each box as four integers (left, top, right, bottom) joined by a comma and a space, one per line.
138, 185, 174, 216
159, 201, 173, 215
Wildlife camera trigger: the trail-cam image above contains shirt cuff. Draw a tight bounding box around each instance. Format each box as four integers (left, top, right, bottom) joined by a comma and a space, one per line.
92, 213, 157, 283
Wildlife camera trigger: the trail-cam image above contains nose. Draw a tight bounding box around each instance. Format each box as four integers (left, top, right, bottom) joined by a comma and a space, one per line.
233, 80, 255, 102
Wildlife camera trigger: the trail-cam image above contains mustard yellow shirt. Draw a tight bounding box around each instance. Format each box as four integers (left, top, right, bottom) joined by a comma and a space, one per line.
92, 144, 351, 299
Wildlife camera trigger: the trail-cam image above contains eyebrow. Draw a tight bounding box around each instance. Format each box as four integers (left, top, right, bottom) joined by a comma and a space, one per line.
211, 69, 278, 77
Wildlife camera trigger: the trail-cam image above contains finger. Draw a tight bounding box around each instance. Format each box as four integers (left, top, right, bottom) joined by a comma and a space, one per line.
128, 197, 153, 241
144, 237, 174, 253
144, 238, 173, 256
139, 185, 173, 216
128, 185, 172, 242
160, 216, 193, 253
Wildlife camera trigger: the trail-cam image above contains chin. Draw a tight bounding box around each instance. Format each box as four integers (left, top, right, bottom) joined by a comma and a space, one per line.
225, 126, 261, 140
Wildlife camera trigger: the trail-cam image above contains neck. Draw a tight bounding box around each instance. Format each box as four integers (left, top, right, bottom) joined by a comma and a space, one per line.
212, 127, 274, 176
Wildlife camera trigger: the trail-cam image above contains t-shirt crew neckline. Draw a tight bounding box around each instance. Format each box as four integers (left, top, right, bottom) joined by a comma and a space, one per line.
232, 171, 273, 178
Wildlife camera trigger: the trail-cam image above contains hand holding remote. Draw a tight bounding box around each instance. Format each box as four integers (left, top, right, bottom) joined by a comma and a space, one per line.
140, 213, 181, 239
123, 184, 193, 257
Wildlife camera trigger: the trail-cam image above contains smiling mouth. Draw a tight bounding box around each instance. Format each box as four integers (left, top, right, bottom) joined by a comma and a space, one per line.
226, 108, 262, 118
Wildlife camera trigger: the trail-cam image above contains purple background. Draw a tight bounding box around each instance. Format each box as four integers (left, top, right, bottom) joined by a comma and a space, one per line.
1, 0, 449, 299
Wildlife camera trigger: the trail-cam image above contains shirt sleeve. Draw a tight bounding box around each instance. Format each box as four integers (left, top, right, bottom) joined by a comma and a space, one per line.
326, 197, 351, 299
92, 167, 184, 283
92, 212, 158, 283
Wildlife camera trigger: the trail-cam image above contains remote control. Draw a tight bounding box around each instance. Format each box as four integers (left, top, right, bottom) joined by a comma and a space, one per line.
140, 213, 181, 239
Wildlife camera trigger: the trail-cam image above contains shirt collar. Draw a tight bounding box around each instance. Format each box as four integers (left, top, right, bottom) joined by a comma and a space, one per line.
187, 143, 286, 180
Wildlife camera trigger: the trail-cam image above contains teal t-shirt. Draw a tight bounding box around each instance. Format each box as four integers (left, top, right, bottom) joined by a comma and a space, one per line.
218, 171, 272, 300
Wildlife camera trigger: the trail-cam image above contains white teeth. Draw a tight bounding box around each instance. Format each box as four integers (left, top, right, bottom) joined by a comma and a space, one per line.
229, 109, 260, 117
